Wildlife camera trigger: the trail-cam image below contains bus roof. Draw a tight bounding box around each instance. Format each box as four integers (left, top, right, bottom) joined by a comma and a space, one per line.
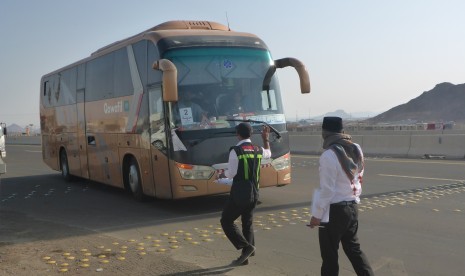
91, 20, 261, 57
42, 20, 264, 78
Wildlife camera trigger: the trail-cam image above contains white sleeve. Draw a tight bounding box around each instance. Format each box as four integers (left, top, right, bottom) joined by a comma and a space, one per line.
261, 147, 271, 159
215, 178, 233, 185
312, 150, 337, 220
224, 149, 238, 179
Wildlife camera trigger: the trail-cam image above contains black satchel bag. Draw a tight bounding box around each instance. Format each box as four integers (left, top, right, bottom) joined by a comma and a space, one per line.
230, 147, 259, 207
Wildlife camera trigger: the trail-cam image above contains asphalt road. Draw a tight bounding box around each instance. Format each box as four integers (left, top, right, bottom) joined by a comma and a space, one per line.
1, 144, 464, 275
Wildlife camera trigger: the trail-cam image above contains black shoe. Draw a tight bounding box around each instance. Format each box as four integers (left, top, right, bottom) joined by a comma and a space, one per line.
242, 249, 255, 257
231, 257, 249, 266
231, 245, 255, 266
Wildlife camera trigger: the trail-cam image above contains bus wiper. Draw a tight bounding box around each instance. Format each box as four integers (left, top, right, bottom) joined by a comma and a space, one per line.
226, 119, 282, 139
189, 130, 236, 147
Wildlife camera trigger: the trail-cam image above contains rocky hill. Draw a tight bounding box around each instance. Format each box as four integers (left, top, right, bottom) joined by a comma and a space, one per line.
368, 82, 465, 124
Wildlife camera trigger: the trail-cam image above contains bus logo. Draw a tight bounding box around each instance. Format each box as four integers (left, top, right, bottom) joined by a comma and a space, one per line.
223, 59, 233, 69
104, 101, 123, 114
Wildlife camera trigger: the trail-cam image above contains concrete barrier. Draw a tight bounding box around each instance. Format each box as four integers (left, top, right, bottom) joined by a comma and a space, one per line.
407, 134, 465, 159
289, 131, 465, 160
6, 132, 465, 160
5, 135, 41, 145
358, 135, 411, 157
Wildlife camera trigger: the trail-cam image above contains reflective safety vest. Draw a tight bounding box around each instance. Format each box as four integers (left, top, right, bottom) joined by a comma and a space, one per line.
230, 142, 264, 189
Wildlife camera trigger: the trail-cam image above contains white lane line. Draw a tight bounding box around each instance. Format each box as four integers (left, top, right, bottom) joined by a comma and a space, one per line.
293, 155, 465, 165
25, 150, 42, 153
379, 174, 464, 182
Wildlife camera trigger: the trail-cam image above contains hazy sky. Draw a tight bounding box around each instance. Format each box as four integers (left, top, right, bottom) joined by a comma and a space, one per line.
1, 1, 464, 127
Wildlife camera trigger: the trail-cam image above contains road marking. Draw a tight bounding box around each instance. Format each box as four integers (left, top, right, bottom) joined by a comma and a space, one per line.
372, 159, 465, 165
293, 154, 465, 165
379, 174, 464, 182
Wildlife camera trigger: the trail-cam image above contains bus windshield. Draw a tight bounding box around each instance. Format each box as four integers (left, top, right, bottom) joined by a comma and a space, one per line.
164, 47, 285, 131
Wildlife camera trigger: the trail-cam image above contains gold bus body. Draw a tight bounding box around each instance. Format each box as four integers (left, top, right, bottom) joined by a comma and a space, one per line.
40, 20, 305, 200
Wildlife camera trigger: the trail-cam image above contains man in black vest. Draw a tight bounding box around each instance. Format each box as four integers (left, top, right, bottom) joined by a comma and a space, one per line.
218, 122, 271, 266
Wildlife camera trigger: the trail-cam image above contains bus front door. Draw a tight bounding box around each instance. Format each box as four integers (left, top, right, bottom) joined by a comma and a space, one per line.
77, 90, 89, 179
149, 86, 172, 199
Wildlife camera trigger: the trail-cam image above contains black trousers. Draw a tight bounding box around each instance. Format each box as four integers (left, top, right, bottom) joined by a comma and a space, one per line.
318, 204, 374, 276
220, 198, 256, 250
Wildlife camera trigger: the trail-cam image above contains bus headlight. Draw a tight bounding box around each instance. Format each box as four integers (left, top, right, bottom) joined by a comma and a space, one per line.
176, 163, 215, 180
271, 153, 290, 171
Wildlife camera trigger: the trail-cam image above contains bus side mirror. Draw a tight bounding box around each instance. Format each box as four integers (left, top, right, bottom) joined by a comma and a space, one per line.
262, 57, 310, 94
152, 59, 178, 102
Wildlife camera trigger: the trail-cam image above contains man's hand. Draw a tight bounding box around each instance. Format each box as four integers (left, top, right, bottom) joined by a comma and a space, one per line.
261, 125, 270, 141
308, 216, 321, 229
216, 171, 226, 180
261, 125, 270, 149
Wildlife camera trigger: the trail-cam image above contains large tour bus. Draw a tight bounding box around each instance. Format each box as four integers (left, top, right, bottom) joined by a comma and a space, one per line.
40, 20, 310, 200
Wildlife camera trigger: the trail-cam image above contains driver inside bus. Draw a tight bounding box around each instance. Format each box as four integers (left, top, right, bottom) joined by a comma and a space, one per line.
173, 90, 208, 126
225, 90, 247, 116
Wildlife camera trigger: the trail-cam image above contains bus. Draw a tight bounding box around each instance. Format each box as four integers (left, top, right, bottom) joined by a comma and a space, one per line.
40, 20, 310, 200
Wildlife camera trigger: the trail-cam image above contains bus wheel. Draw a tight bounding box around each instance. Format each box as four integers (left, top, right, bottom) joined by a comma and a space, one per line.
127, 158, 144, 201
60, 150, 73, 181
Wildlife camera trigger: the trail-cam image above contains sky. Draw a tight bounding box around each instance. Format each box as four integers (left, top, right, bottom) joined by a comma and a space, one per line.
1, 1, 464, 127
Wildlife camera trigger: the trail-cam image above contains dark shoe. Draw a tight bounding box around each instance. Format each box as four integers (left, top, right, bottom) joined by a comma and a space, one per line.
231, 257, 249, 266
232, 245, 255, 265
242, 249, 255, 257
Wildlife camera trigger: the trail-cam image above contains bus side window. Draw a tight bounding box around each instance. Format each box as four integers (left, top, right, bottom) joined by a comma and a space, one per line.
44, 81, 48, 96
149, 86, 166, 151
261, 90, 278, 111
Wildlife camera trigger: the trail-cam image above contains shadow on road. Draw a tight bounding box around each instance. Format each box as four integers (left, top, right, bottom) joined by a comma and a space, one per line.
159, 264, 235, 275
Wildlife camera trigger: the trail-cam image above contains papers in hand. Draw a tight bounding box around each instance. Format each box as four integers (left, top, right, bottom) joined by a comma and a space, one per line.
214, 178, 233, 186
311, 188, 329, 223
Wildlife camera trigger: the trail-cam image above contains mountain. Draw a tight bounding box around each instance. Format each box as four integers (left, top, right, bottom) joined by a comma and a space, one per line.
6, 124, 25, 133
368, 82, 465, 124
323, 109, 350, 118
309, 110, 378, 121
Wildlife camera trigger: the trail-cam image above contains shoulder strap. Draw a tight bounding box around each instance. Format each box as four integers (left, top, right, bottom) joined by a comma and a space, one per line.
251, 146, 258, 184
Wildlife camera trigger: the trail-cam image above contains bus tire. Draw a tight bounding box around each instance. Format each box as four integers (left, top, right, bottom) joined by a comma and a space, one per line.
60, 150, 73, 182
126, 157, 145, 201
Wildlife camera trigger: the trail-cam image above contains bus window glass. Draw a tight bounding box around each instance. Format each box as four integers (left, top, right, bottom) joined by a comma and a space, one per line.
261, 90, 278, 110
147, 42, 161, 85
114, 48, 132, 97
57, 67, 77, 106
149, 86, 166, 151
86, 53, 114, 101
164, 48, 285, 130
133, 41, 147, 86
77, 63, 85, 90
